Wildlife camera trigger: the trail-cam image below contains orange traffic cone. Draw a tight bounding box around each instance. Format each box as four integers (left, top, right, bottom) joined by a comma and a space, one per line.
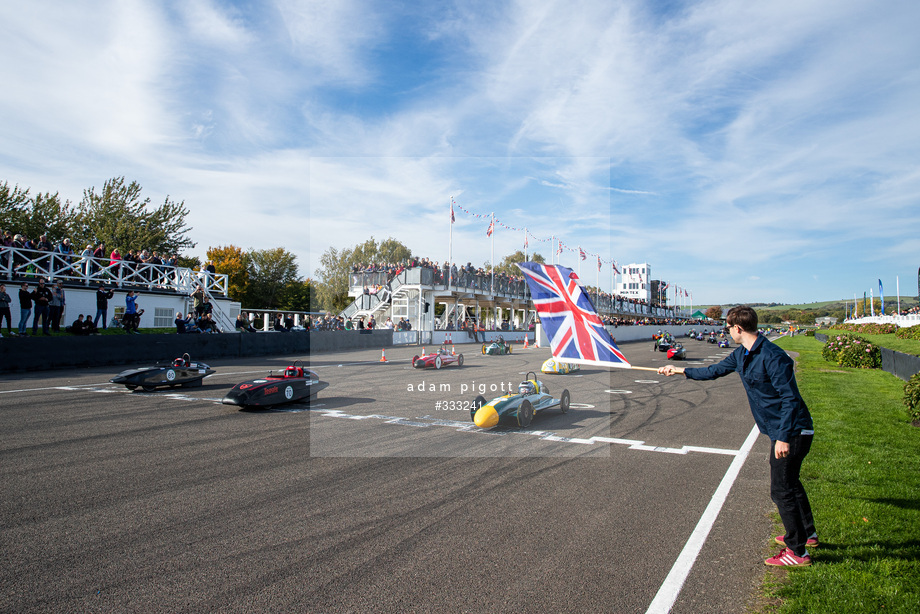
380, 348, 388, 363
451, 345, 456, 355
523, 336, 529, 349
447, 333, 452, 344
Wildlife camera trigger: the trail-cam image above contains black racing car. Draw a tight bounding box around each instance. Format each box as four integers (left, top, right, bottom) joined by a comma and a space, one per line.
222, 362, 329, 408
111, 353, 215, 392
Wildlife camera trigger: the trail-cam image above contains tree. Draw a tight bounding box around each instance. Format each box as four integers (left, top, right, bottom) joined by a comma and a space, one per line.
705, 305, 723, 320
247, 247, 299, 309
0, 182, 76, 242
313, 236, 413, 312
207, 245, 251, 304
493, 251, 546, 276
74, 176, 195, 256
277, 279, 316, 312
0, 181, 32, 231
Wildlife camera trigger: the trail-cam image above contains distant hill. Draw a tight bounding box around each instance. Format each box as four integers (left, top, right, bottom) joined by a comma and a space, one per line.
693, 296, 918, 312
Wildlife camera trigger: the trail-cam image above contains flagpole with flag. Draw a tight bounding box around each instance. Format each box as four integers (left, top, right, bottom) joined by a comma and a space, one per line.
516, 262, 638, 370
879, 279, 885, 316
448, 197, 455, 287
489, 212, 495, 296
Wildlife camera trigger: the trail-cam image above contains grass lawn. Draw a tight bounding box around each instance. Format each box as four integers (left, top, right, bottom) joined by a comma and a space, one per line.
761, 336, 920, 613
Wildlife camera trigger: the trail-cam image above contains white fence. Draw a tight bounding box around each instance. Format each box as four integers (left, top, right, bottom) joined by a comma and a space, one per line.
845, 314, 920, 328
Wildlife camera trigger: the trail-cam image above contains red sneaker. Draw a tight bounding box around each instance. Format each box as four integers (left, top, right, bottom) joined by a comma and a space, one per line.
765, 547, 812, 567
775, 534, 819, 548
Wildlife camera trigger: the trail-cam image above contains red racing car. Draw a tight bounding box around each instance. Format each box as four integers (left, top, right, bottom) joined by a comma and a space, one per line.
411, 347, 464, 369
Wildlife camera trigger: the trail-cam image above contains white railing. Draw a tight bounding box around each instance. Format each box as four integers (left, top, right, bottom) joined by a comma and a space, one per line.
844, 314, 920, 328
0, 245, 228, 296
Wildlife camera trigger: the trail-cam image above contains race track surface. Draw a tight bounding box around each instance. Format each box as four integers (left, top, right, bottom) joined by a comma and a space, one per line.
0, 337, 777, 613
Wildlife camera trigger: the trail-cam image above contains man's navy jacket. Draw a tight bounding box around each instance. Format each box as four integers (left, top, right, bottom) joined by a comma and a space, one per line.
684, 334, 813, 442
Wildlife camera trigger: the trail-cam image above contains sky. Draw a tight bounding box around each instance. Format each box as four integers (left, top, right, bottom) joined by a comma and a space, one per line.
1, 0, 919, 306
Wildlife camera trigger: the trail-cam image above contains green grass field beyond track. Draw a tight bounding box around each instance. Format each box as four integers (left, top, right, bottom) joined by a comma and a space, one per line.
761, 336, 920, 613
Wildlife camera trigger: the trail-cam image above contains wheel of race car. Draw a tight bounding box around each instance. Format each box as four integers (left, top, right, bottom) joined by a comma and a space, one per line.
507, 345, 512, 354
457, 354, 464, 367
411, 355, 419, 368
142, 385, 156, 392
434, 355, 442, 369
125, 385, 137, 391
481, 344, 487, 355
559, 389, 571, 413
517, 400, 534, 427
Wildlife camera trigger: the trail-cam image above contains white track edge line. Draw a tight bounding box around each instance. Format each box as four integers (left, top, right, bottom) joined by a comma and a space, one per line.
644, 423, 760, 614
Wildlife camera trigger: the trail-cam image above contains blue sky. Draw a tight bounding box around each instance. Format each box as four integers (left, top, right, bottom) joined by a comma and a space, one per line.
1, 0, 919, 305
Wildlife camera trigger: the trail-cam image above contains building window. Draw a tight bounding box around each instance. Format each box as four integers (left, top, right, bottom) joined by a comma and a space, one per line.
154, 307, 173, 328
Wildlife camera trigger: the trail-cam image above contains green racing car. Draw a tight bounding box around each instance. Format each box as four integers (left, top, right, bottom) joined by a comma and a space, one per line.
470, 372, 571, 428
481, 336, 514, 355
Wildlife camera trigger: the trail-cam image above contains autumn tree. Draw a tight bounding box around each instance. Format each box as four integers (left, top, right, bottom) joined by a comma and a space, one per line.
207, 245, 252, 304
705, 305, 723, 320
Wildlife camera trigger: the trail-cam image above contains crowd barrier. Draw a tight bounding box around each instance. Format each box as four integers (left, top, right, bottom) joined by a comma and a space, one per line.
1, 330, 395, 372
880, 347, 920, 381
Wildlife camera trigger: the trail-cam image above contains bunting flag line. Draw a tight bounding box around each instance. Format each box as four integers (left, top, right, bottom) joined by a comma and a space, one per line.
517, 262, 631, 369
450, 197, 689, 300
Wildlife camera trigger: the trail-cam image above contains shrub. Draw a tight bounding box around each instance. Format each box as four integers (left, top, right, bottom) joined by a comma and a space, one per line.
822, 333, 881, 369
895, 326, 920, 341
904, 373, 920, 422
830, 322, 898, 335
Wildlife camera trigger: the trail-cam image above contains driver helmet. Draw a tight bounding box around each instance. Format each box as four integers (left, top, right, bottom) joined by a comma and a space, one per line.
518, 381, 536, 395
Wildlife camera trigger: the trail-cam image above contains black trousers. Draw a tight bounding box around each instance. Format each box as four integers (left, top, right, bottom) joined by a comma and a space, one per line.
769, 434, 816, 556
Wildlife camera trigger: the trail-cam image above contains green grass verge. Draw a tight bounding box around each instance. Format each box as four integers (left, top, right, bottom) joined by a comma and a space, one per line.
759, 336, 920, 613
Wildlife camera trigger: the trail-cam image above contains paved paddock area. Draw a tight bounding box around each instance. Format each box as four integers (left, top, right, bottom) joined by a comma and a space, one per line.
1, 337, 777, 613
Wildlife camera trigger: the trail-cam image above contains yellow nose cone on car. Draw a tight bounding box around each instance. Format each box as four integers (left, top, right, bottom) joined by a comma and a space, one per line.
473, 404, 500, 428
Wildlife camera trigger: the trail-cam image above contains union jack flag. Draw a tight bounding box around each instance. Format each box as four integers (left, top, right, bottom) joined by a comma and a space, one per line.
579, 247, 586, 261
486, 220, 494, 237
612, 261, 620, 274
450, 198, 455, 223
517, 262, 631, 369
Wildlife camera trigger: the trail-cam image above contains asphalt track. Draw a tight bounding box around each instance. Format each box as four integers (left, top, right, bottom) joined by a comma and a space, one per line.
0, 337, 778, 613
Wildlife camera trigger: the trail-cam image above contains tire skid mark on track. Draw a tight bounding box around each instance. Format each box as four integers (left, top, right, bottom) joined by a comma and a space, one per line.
311, 409, 741, 455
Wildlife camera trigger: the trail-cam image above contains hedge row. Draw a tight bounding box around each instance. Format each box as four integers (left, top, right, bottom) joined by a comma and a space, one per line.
829, 322, 899, 335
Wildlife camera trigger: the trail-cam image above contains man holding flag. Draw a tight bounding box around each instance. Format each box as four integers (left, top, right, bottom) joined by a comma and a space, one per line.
658, 305, 818, 567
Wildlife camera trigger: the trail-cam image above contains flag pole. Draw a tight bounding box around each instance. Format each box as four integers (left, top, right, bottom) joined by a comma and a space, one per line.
490, 211, 495, 297
448, 197, 453, 288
